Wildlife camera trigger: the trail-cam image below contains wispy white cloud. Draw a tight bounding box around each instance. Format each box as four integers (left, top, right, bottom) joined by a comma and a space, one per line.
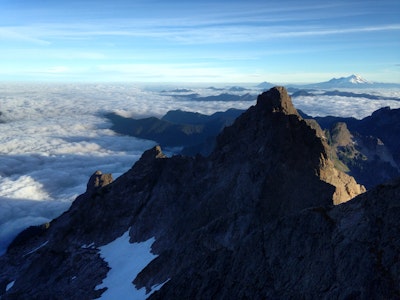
0, 27, 50, 45
3, 20, 399, 47
2, 0, 400, 47
271, 24, 400, 39
1, 0, 399, 82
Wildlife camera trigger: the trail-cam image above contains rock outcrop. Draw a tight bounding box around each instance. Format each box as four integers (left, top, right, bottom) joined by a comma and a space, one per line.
322, 120, 400, 189
314, 106, 400, 167
86, 170, 113, 193
2, 87, 390, 300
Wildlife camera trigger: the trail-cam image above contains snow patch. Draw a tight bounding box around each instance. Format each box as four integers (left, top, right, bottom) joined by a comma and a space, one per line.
81, 242, 95, 249
150, 278, 170, 293
6, 280, 15, 292
95, 231, 158, 299
23, 240, 48, 257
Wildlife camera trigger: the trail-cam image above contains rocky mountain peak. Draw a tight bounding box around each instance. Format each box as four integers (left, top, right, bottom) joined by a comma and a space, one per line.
131, 145, 167, 172
140, 145, 166, 161
214, 86, 364, 207
330, 122, 353, 147
256, 86, 300, 116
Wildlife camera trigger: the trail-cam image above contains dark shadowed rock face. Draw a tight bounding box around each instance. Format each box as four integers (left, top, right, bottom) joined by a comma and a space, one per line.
3, 87, 396, 300
357, 107, 400, 166
150, 178, 400, 300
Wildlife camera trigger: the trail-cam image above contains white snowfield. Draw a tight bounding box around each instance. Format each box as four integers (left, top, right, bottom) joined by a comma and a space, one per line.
95, 231, 167, 300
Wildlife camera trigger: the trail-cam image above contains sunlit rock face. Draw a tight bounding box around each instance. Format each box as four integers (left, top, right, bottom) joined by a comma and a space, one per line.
86, 171, 113, 193
6, 87, 399, 300
311, 106, 400, 189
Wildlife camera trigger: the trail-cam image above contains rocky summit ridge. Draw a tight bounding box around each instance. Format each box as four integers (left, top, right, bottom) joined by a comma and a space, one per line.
1, 87, 398, 299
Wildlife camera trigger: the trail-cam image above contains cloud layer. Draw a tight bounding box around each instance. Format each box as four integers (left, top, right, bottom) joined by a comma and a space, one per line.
1, 83, 400, 254
0, 83, 258, 254
292, 89, 400, 119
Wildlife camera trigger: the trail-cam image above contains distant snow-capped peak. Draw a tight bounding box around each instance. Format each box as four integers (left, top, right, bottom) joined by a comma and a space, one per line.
302, 74, 382, 89
348, 74, 371, 84
324, 74, 372, 86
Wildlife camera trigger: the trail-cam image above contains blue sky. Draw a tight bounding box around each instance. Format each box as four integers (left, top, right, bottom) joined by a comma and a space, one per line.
1, 0, 399, 83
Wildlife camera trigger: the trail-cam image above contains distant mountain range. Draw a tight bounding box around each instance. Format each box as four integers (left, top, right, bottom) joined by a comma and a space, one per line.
302, 74, 400, 89
104, 109, 244, 156
161, 92, 256, 102
154, 75, 399, 105
258, 74, 400, 89
291, 89, 400, 101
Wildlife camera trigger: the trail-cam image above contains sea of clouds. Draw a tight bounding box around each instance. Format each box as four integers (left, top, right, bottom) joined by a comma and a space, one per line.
291, 89, 400, 119
0, 82, 399, 254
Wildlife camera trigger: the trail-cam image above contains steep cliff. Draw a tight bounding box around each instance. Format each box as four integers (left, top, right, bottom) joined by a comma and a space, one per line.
315, 106, 400, 168
325, 122, 400, 188
1, 87, 390, 300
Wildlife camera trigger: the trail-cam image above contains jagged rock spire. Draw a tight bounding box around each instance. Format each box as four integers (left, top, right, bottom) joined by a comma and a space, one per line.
140, 145, 167, 161
256, 86, 300, 116
215, 86, 364, 207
